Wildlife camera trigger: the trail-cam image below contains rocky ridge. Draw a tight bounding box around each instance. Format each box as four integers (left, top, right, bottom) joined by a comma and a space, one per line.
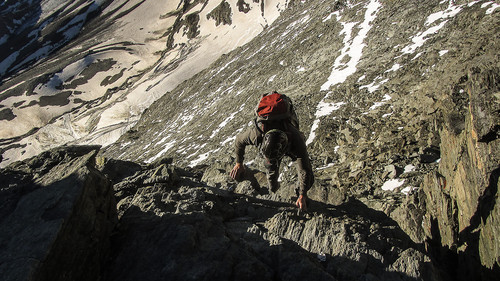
0, 146, 116, 281
102, 0, 500, 279
0, 0, 499, 280
1, 146, 440, 281
101, 155, 440, 281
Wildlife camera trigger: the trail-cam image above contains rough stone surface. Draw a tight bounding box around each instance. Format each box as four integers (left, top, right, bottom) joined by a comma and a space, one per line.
420, 67, 500, 280
0, 146, 116, 281
100, 157, 438, 281
206, 0, 233, 26
101, 0, 500, 279
1, 0, 499, 280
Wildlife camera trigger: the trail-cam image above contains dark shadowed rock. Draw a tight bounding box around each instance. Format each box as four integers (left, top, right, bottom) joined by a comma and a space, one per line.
0, 145, 116, 281
206, 0, 233, 26
101, 159, 438, 281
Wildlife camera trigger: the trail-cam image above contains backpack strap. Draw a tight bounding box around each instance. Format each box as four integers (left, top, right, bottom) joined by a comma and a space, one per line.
255, 117, 292, 135
255, 118, 264, 134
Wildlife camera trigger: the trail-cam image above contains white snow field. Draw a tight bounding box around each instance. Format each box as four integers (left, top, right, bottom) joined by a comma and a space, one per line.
0, 0, 287, 167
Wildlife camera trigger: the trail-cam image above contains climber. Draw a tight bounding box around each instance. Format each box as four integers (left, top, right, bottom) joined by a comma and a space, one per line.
230, 91, 314, 210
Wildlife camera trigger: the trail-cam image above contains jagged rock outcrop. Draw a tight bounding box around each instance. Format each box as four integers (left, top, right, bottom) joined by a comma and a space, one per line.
206, 0, 233, 26
1, 146, 440, 280
420, 67, 500, 280
99, 156, 439, 281
0, 132, 494, 281
0, 146, 116, 281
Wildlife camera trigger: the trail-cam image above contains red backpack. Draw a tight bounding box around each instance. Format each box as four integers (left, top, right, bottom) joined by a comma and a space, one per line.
255, 91, 299, 132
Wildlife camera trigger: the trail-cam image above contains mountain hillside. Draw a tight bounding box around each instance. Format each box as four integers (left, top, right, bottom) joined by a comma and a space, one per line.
0, 0, 286, 167
0, 0, 499, 280
102, 0, 500, 278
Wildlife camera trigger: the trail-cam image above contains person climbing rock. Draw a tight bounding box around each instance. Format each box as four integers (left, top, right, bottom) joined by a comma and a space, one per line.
230, 91, 314, 210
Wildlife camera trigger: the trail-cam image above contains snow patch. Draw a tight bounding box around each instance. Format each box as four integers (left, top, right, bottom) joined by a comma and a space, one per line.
320, 0, 382, 91
215, 57, 239, 75
381, 179, 405, 191
210, 103, 244, 138
306, 100, 345, 145
0, 34, 8, 46
425, 4, 462, 25
402, 3, 465, 55
189, 151, 210, 167
323, 11, 340, 22
483, 2, 500, 14
317, 163, 335, 170
0, 51, 19, 76
401, 186, 417, 195
36, 56, 96, 94
221, 135, 237, 146
404, 164, 416, 173
145, 139, 176, 163
385, 63, 401, 73
308, 0, 382, 145
315, 101, 346, 118
16, 46, 53, 70
369, 94, 391, 110
360, 78, 388, 93
439, 50, 449, 56
120, 141, 132, 148
306, 120, 321, 146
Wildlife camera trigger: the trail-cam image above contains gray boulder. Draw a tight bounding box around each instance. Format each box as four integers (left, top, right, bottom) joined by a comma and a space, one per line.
0, 146, 117, 281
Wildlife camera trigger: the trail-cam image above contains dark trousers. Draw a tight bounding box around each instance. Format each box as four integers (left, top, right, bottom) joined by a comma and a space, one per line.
265, 156, 314, 195
264, 158, 280, 193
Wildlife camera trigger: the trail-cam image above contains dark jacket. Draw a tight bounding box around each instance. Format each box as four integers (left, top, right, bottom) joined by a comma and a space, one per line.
234, 123, 314, 195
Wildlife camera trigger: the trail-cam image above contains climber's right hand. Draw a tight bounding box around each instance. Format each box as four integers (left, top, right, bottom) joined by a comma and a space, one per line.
230, 163, 245, 181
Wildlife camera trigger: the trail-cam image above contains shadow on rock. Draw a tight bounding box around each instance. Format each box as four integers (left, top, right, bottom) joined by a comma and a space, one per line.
101, 159, 442, 281
0, 145, 116, 281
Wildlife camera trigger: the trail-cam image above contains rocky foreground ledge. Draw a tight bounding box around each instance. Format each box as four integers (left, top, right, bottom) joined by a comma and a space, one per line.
0, 145, 437, 281
0, 146, 116, 281
0, 139, 497, 281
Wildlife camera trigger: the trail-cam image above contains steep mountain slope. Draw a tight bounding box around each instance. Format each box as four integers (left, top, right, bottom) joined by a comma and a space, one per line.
0, 0, 499, 280
0, 0, 287, 167
104, 0, 498, 169
102, 0, 500, 278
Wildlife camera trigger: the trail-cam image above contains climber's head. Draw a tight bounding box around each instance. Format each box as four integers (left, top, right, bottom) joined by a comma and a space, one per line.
261, 129, 288, 160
